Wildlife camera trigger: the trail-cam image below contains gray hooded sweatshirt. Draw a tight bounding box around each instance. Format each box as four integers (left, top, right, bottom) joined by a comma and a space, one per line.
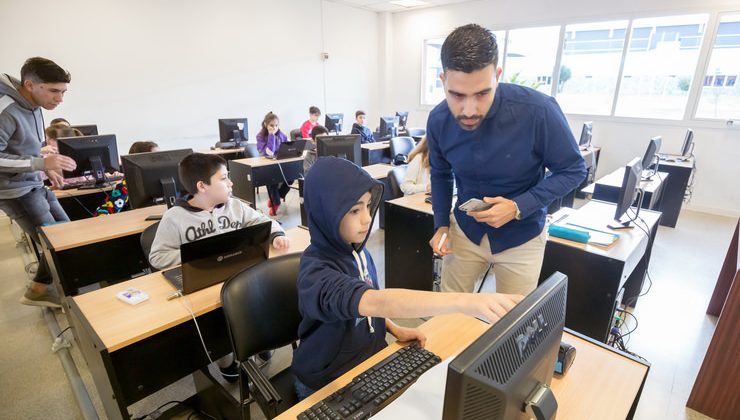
0, 73, 46, 199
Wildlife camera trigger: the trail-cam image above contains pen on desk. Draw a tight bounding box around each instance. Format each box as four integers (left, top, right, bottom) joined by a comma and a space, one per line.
437, 232, 448, 251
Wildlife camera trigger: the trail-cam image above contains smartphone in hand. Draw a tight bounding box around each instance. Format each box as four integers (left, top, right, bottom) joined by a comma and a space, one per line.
458, 198, 493, 212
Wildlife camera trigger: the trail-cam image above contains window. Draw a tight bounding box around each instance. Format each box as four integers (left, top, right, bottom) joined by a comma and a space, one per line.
503, 26, 560, 95
696, 14, 740, 119
614, 14, 709, 119
557, 20, 629, 115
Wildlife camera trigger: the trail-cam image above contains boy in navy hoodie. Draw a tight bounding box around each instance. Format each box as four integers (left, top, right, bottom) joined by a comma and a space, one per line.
292, 157, 522, 399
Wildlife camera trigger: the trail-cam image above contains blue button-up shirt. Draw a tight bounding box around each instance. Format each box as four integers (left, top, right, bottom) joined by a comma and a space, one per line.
427, 83, 587, 254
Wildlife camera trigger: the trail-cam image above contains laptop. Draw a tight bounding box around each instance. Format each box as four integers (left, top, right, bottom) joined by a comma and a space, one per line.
275, 140, 308, 159
162, 221, 272, 295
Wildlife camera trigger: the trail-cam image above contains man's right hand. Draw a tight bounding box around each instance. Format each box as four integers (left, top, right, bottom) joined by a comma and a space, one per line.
44, 154, 76, 172
429, 226, 452, 256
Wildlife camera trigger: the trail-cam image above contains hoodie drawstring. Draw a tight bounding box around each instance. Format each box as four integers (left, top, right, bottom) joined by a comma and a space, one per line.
352, 249, 374, 334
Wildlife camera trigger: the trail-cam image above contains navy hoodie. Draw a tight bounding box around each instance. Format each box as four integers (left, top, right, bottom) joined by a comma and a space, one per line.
292, 157, 385, 390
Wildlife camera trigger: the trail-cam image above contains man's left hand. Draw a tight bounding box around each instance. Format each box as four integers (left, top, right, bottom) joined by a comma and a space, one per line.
467, 196, 518, 228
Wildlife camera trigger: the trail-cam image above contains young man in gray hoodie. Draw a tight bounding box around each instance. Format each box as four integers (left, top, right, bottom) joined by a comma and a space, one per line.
0, 57, 77, 307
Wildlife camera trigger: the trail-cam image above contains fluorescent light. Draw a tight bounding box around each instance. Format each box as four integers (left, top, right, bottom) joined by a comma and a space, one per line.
389, 0, 429, 8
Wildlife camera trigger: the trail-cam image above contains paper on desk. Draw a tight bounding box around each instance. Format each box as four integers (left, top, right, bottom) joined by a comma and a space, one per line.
371, 356, 454, 419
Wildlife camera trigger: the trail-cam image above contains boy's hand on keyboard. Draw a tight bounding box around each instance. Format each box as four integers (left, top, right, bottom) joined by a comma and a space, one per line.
465, 293, 523, 323
388, 324, 427, 348
272, 236, 290, 250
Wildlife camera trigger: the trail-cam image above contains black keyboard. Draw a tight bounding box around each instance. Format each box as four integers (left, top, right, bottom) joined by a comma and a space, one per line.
298, 343, 441, 420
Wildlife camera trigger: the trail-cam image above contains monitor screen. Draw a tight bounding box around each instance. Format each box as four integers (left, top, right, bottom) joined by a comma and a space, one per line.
218, 118, 248, 143
70, 124, 99, 136
442, 272, 567, 420
315, 134, 362, 167
640, 136, 662, 177
578, 122, 593, 147
611, 157, 642, 228
122, 149, 193, 209
57, 134, 119, 184
681, 129, 694, 156
379, 116, 398, 138
325, 113, 344, 134
396, 111, 409, 129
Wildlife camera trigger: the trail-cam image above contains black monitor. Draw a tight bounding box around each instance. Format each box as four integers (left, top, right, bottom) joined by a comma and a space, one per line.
609, 157, 643, 230
640, 136, 662, 179
395, 111, 409, 130
325, 113, 344, 134
57, 135, 119, 185
122, 149, 193, 209
379, 116, 398, 138
70, 124, 98, 136
680, 129, 694, 157
316, 134, 362, 166
218, 118, 248, 143
442, 272, 567, 420
578, 121, 593, 148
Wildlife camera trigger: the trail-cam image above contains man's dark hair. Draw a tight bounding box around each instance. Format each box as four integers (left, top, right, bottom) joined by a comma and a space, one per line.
310, 125, 329, 140
355, 110, 366, 118
178, 153, 227, 195
441, 24, 498, 72
309, 106, 321, 116
128, 141, 159, 154
21, 57, 71, 84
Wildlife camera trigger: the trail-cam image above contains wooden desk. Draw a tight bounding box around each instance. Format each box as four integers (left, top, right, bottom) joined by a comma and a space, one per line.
198, 147, 245, 160
655, 156, 695, 228
277, 314, 649, 420
54, 185, 115, 221
68, 226, 310, 420
361, 141, 391, 166
385, 193, 436, 291
541, 200, 661, 342
229, 156, 304, 208
40, 205, 166, 296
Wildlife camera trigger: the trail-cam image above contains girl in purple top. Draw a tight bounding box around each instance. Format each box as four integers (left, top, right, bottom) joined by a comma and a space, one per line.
255, 111, 290, 215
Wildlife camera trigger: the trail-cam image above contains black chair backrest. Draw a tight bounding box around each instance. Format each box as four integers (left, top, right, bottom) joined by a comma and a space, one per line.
389, 136, 415, 164
290, 129, 303, 141
243, 143, 260, 158
140, 221, 160, 263
406, 127, 426, 140
221, 253, 302, 361
387, 166, 408, 199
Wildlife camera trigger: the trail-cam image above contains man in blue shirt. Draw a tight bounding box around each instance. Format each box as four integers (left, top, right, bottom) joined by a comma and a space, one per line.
427, 24, 586, 295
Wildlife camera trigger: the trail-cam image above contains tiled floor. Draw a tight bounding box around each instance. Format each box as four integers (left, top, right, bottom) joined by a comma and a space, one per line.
0, 190, 735, 419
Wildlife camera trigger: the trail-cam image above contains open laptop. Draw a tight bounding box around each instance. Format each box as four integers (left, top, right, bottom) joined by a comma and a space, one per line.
275, 140, 308, 159
162, 221, 272, 295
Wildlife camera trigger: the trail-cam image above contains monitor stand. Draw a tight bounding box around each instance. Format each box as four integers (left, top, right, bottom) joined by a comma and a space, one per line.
78, 156, 109, 190
524, 383, 558, 420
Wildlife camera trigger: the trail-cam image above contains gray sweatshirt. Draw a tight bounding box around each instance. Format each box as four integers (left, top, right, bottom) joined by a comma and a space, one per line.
149, 196, 285, 270
0, 74, 47, 199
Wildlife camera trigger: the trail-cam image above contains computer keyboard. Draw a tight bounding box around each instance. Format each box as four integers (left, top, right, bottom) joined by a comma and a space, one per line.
298, 343, 441, 420
61, 175, 123, 190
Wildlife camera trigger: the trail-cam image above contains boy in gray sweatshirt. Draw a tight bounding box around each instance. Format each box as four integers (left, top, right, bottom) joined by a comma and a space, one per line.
0, 57, 77, 308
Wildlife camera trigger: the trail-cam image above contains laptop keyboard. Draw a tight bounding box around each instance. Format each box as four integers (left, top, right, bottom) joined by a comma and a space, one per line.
163, 267, 184, 291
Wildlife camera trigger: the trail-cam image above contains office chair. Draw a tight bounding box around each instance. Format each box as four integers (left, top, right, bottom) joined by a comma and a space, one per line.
387, 166, 408, 200
243, 143, 260, 158
289, 129, 302, 141
389, 136, 415, 165
221, 253, 302, 420
139, 221, 160, 272
406, 127, 426, 141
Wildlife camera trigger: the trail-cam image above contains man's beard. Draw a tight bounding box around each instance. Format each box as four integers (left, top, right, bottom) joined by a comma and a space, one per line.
455, 114, 483, 131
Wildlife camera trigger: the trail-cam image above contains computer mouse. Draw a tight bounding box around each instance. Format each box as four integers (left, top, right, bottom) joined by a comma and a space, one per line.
554, 341, 576, 375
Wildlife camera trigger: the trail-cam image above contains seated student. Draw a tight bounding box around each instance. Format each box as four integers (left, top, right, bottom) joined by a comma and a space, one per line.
292, 157, 521, 399
94, 141, 160, 216
300, 106, 321, 139
256, 111, 291, 216
49, 117, 70, 127
304, 125, 329, 174
350, 110, 375, 144
400, 136, 430, 196
42, 123, 82, 155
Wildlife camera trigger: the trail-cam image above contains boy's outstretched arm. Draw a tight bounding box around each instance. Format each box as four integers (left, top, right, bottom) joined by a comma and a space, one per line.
358, 289, 523, 324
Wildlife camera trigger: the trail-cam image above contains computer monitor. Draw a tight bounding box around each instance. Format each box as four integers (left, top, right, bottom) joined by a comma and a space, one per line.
609, 157, 643, 230
680, 129, 694, 157
640, 136, 662, 179
442, 272, 568, 420
325, 113, 344, 134
578, 121, 593, 148
70, 124, 99, 136
379, 116, 399, 139
218, 118, 248, 144
316, 134, 362, 166
395, 111, 409, 130
122, 149, 193, 209
57, 135, 119, 185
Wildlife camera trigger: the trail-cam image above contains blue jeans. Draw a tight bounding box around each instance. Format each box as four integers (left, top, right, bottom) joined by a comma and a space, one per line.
0, 187, 69, 284
294, 377, 315, 401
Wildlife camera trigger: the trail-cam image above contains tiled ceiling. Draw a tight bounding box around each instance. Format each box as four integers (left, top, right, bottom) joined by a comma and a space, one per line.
328, 0, 475, 13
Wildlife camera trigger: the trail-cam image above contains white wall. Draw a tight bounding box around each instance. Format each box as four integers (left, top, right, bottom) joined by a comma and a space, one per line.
0, 0, 378, 153
388, 0, 740, 217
